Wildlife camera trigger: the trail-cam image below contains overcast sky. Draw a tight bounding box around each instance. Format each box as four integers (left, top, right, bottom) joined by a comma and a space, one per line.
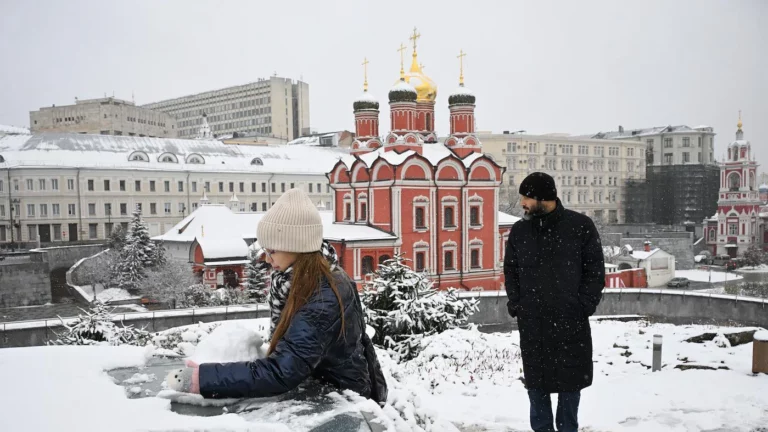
1, 0, 765, 164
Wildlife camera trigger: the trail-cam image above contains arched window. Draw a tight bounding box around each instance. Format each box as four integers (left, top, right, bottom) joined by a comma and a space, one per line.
728, 172, 740, 191
251, 157, 263, 166
128, 151, 149, 162
378, 254, 391, 265
158, 152, 178, 163
361, 255, 374, 275
186, 154, 205, 164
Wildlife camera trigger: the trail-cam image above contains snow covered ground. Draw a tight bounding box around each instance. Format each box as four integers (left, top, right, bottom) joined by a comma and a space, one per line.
675, 269, 743, 283
1, 318, 766, 431
74, 285, 140, 303
736, 264, 768, 273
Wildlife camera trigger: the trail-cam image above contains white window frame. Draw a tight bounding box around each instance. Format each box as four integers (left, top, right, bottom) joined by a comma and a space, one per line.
51, 179, 59, 190
357, 193, 368, 222
469, 239, 484, 270
413, 240, 430, 272
26, 179, 33, 191
27, 203, 35, 218
468, 195, 484, 229
441, 197, 458, 230
343, 193, 353, 221
413, 196, 429, 232
442, 240, 458, 272
39, 204, 48, 217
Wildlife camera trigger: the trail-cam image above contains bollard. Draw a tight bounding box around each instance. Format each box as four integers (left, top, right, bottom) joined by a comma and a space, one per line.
652, 334, 662, 372
753, 330, 768, 374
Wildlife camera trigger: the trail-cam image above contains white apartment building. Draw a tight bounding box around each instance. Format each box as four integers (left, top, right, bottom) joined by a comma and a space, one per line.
29, 97, 176, 138
592, 124, 716, 166
0, 132, 345, 246
143, 77, 310, 141
477, 132, 646, 223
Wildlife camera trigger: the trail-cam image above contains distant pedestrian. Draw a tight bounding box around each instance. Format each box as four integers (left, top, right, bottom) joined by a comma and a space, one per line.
504, 172, 605, 432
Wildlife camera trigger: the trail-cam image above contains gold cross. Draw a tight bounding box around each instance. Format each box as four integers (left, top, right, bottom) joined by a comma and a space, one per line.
362, 57, 370, 91
397, 43, 407, 78
457, 49, 467, 85
409, 27, 421, 52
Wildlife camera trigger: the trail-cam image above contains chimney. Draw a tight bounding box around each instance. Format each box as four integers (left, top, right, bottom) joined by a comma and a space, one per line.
643, 240, 651, 252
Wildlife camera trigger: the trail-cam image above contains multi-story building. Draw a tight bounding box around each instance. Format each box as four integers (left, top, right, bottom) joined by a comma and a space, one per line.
704, 117, 762, 257
142, 77, 310, 141
593, 125, 719, 226
29, 97, 176, 138
593, 125, 716, 166
0, 132, 344, 247
477, 132, 646, 223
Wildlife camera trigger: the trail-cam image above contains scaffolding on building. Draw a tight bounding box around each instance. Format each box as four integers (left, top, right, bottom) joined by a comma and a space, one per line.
623, 165, 719, 226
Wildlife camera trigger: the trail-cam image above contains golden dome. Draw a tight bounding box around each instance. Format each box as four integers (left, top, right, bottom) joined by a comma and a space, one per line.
394, 28, 437, 103
399, 56, 437, 102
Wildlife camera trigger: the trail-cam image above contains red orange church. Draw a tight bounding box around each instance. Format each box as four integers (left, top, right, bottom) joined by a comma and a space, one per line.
326, 30, 518, 290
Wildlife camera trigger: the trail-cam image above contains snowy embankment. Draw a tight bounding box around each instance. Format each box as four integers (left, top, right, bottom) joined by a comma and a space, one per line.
675, 269, 743, 282
74, 285, 140, 303
1, 318, 767, 431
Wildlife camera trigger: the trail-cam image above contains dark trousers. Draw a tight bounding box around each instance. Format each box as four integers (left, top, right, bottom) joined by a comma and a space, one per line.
527, 389, 580, 432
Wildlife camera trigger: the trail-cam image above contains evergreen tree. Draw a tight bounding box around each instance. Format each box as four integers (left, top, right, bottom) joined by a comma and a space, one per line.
361, 255, 479, 361
114, 209, 154, 292
152, 240, 168, 268
245, 250, 270, 302
126, 208, 156, 267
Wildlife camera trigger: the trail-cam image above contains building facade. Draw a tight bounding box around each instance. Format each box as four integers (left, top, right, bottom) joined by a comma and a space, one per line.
477, 132, 646, 223
593, 124, 716, 166
325, 30, 517, 290
29, 97, 176, 138
0, 133, 343, 247
142, 77, 310, 141
703, 117, 762, 257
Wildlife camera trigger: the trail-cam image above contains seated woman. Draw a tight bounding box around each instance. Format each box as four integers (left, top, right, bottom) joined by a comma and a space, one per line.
166, 189, 387, 403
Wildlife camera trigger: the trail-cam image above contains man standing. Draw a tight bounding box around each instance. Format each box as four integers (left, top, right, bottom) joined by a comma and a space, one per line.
504, 172, 605, 432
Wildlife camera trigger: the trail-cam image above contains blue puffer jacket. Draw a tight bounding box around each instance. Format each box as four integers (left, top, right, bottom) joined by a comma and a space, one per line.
198, 270, 372, 399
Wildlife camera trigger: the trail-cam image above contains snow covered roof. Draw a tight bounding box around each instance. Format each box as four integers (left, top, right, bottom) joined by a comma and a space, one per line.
449, 86, 474, 97
592, 125, 711, 140
338, 141, 493, 170
154, 205, 397, 250
0, 133, 347, 174
0, 125, 30, 135
630, 248, 661, 260
498, 212, 521, 226
390, 80, 416, 93
354, 91, 378, 103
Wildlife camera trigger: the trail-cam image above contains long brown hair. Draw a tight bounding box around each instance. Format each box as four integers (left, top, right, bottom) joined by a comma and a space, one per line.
268, 251, 346, 355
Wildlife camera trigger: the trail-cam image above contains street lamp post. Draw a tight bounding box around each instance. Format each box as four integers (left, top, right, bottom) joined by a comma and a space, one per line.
9, 198, 20, 252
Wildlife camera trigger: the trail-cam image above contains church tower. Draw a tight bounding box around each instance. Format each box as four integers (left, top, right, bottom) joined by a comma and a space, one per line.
445, 50, 481, 158
715, 112, 761, 257
351, 58, 382, 156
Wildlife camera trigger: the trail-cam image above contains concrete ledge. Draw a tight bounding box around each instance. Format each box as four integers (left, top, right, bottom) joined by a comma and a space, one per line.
2, 289, 767, 348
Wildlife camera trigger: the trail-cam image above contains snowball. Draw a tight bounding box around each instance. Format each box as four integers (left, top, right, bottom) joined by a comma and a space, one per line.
188, 323, 267, 364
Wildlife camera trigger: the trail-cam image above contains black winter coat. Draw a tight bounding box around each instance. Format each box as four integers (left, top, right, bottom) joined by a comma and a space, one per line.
504, 199, 605, 393
199, 270, 383, 400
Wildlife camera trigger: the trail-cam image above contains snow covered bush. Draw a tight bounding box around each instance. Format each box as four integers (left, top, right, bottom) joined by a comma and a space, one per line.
150, 322, 221, 356
141, 260, 197, 307
50, 301, 150, 346
361, 255, 479, 361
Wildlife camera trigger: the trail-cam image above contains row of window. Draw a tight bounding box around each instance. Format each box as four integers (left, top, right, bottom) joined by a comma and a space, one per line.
508, 158, 630, 172
0, 222, 131, 243
409, 248, 483, 273
559, 190, 618, 204
3, 178, 330, 195
174, 96, 272, 120
509, 142, 636, 158
655, 151, 710, 165
657, 137, 708, 149
341, 200, 483, 229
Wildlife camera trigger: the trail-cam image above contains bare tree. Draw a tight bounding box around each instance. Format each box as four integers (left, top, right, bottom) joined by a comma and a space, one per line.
72, 250, 119, 299
141, 261, 197, 308
592, 218, 621, 264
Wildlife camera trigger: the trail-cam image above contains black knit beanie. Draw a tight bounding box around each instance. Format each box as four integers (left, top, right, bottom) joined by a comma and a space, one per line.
519, 172, 557, 201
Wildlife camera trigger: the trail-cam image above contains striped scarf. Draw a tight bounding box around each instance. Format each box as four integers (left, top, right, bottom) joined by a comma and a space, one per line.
268, 241, 339, 340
